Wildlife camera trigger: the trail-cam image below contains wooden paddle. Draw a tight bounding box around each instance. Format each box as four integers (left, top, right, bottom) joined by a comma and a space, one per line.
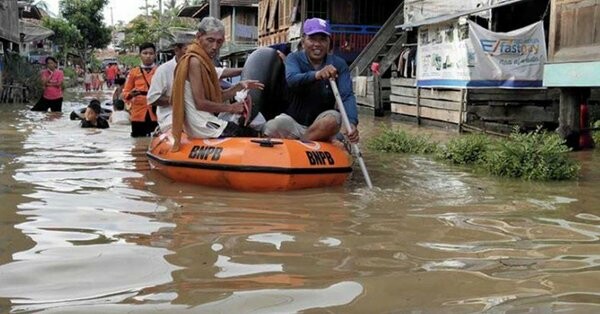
329, 79, 373, 189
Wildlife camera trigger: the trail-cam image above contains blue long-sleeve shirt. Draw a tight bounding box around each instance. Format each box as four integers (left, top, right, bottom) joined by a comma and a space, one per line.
284, 51, 359, 126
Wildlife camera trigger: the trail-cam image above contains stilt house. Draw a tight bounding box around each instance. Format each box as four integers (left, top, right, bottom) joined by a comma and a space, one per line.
0, 0, 20, 97
257, 0, 403, 64
353, 0, 583, 135
543, 0, 600, 144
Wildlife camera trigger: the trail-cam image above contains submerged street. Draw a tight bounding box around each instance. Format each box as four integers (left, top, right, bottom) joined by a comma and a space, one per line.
0, 89, 599, 312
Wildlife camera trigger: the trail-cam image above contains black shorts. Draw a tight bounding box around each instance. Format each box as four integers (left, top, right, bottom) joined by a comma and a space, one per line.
31, 97, 63, 112
220, 122, 259, 138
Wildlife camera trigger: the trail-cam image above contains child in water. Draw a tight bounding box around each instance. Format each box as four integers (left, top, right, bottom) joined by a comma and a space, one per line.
81, 99, 109, 129
109, 99, 131, 125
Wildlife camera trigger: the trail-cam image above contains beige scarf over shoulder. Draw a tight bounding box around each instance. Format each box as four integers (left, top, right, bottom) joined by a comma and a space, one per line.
170, 40, 222, 152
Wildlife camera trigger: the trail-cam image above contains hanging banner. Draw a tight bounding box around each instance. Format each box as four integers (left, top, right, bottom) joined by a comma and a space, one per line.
417, 20, 547, 88
467, 20, 546, 88
416, 20, 473, 88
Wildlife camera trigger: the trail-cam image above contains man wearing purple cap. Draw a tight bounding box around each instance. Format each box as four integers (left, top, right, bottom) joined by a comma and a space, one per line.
263, 18, 359, 144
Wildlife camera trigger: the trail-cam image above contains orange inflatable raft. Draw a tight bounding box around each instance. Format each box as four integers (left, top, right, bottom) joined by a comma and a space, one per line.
146, 132, 353, 191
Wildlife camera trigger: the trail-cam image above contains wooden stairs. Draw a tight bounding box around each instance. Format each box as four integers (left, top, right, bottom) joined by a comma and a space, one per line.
350, 3, 407, 115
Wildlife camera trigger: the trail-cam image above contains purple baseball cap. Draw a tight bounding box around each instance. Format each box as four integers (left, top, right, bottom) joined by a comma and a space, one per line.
303, 18, 331, 36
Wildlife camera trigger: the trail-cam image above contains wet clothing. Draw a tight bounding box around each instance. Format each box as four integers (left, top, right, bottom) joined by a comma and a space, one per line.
110, 110, 130, 125
81, 117, 109, 129
31, 97, 63, 112
130, 114, 157, 137
284, 51, 358, 127
32, 68, 64, 112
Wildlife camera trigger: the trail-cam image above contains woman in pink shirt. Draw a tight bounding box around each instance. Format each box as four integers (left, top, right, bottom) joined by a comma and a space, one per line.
31, 56, 64, 112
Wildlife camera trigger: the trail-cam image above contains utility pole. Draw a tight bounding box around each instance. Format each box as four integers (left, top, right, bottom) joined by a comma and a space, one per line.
209, 0, 220, 18
110, 7, 114, 26
158, 0, 162, 15
145, 0, 149, 16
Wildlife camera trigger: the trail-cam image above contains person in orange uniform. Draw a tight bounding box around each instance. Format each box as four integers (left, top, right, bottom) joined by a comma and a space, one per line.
123, 42, 158, 137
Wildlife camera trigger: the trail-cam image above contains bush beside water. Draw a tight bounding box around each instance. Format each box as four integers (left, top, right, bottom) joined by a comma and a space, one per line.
368, 127, 580, 181
436, 134, 491, 165
593, 120, 600, 147
367, 129, 437, 154
483, 128, 579, 180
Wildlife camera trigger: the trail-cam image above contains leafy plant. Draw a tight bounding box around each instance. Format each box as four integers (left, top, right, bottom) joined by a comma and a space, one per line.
123, 10, 196, 50
369, 126, 580, 181
482, 127, 579, 180
437, 133, 492, 165
2, 52, 43, 101
60, 0, 112, 61
117, 54, 141, 68
593, 120, 600, 148
42, 16, 82, 64
367, 128, 437, 154
62, 66, 78, 88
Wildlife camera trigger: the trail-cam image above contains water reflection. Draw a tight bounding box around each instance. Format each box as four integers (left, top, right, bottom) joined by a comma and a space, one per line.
0, 101, 177, 310
0, 100, 599, 312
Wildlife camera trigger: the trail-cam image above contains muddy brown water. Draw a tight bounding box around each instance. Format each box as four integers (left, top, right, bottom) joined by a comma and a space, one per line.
0, 91, 599, 313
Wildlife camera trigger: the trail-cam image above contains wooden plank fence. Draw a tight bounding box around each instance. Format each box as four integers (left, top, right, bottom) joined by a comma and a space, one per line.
389, 77, 562, 133
390, 78, 465, 125
0, 85, 28, 104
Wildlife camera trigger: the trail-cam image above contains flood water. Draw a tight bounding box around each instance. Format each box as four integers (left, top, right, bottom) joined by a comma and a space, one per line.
0, 90, 599, 313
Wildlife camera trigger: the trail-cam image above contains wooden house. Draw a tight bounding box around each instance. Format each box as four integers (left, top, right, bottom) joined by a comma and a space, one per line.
17, 1, 54, 62
0, 0, 20, 95
543, 0, 600, 144
178, 0, 259, 67
0, 0, 19, 52
353, 0, 572, 136
2, 0, 52, 103
257, 0, 402, 64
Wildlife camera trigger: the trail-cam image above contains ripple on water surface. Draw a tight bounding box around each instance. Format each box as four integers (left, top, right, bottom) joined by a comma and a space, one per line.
0, 100, 600, 312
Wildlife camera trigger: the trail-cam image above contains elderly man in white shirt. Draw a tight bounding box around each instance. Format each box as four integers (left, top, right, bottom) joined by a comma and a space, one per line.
147, 32, 242, 131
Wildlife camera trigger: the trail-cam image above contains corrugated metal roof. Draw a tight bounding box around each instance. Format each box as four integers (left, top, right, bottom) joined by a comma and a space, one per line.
397, 0, 529, 29
178, 1, 258, 18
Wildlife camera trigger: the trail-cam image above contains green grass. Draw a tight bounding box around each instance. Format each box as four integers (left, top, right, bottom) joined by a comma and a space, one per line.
368, 127, 580, 181
436, 133, 492, 165
367, 128, 438, 154
482, 128, 579, 180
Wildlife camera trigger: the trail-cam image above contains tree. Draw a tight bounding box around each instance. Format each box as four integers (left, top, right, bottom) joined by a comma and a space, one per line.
42, 17, 82, 65
60, 0, 111, 62
123, 9, 196, 49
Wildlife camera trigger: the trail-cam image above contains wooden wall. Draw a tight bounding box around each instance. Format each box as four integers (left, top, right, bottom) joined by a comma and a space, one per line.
466, 89, 560, 133
223, 7, 258, 42
548, 0, 600, 62
353, 76, 390, 108
390, 78, 465, 125
387, 78, 561, 133
258, 0, 296, 46
0, 0, 20, 43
